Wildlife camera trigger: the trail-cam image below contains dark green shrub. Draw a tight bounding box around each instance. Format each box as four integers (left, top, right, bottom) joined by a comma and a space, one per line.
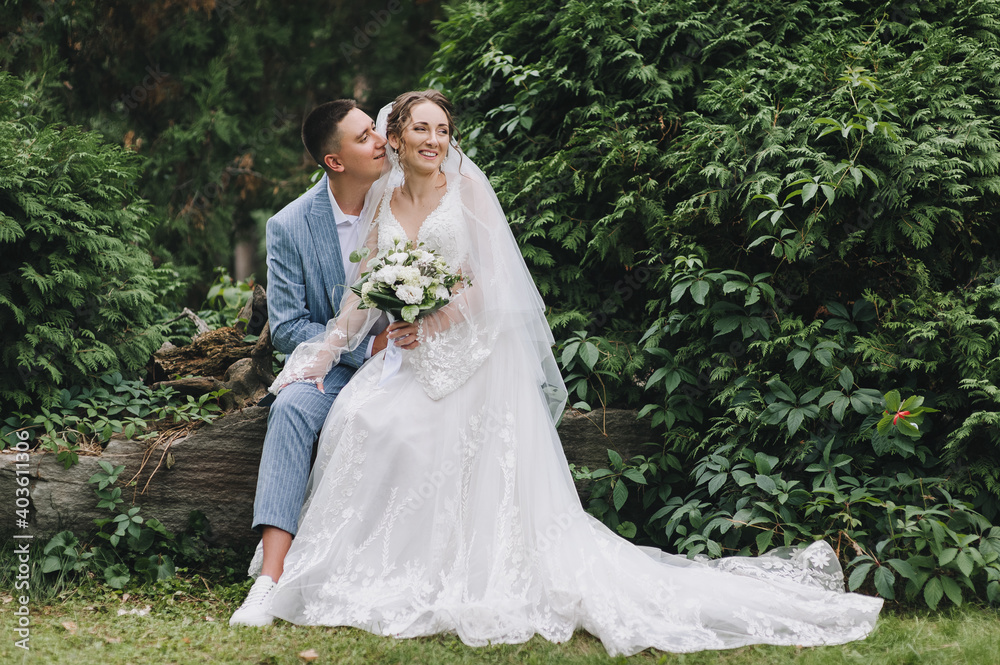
0, 71, 163, 411
430, 0, 1000, 608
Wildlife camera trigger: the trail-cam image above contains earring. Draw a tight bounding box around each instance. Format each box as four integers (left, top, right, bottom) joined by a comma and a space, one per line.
387, 146, 400, 170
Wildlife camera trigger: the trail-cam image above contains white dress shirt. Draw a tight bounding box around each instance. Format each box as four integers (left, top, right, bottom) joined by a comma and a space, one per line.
327, 185, 385, 359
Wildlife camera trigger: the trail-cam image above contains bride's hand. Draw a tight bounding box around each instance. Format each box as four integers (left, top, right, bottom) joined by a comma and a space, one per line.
387, 321, 420, 350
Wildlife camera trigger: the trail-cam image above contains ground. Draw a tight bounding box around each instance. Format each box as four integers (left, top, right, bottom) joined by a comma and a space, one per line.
2, 576, 998, 664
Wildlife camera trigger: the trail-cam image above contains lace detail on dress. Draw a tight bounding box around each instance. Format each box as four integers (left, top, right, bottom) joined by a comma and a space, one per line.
377, 176, 492, 400
411, 318, 494, 400
377, 177, 469, 269
707, 540, 844, 592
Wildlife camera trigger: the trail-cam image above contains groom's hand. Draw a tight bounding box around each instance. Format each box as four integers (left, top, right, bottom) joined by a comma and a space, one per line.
371, 328, 390, 355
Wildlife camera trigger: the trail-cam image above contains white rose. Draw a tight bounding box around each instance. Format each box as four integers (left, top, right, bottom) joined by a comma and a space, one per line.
434, 285, 450, 300
395, 284, 423, 305
389, 252, 408, 265
398, 266, 421, 286
375, 266, 399, 284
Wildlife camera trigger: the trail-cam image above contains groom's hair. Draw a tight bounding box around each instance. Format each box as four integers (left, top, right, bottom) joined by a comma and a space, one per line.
302, 99, 358, 170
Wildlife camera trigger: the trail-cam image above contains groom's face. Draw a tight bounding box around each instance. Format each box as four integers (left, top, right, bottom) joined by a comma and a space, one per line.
328, 108, 387, 184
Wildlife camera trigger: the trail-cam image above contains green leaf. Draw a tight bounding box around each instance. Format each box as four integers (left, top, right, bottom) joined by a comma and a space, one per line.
755, 474, 777, 494
616, 521, 637, 539
886, 558, 918, 581
838, 367, 855, 391
787, 408, 805, 434
707, 473, 727, 496
955, 551, 975, 578
612, 481, 628, 511
689, 280, 710, 305
832, 395, 850, 422
768, 380, 796, 402
940, 576, 963, 607
754, 452, 777, 475
670, 282, 689, 304
580, 342, 600, 371
622, 468, 647, 485
802, 182, 819, 204
400, 305, 419, 323
873, 566, 896, 599
755, 529, 774, 554
104, 563, 130, 589
884, 390, 901, 413
848, 562, 873, 591
923, 576, 943, 610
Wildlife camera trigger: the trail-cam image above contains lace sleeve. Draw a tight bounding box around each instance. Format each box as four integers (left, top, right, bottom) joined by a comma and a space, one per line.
270, 219, 383, 394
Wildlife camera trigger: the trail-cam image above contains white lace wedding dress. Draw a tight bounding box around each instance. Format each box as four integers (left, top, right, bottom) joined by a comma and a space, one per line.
252, 173, 882, 656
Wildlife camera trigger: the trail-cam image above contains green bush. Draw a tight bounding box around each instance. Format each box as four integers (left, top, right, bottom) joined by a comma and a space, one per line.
430, 0, 1000, 608
0, 71, 163, 411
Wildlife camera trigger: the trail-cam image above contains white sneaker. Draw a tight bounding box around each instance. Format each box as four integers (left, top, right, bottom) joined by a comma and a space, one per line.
229, 575, 277, 627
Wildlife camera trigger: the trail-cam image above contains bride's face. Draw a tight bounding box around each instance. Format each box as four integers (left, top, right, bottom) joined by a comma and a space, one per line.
390, 101, 449, 175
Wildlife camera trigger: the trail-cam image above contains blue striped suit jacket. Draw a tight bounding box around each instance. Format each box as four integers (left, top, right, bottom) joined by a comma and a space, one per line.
265, 174, 368, 369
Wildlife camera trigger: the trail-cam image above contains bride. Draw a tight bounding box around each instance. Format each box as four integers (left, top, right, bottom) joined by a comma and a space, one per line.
249, 90, 882, 656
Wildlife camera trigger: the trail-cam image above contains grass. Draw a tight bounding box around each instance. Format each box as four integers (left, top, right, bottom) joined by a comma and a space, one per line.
1, 575, 998, 665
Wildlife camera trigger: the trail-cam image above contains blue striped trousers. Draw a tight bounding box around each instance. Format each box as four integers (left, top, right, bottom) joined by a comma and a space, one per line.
252, 363, 356, 536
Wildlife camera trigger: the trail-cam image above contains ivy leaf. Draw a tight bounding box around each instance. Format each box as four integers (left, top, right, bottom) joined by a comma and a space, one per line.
104, 563, 130, 589
616, 521, 637, 539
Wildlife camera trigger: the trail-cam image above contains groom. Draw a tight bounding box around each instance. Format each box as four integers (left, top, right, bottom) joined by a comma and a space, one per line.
230, 100, 389, 626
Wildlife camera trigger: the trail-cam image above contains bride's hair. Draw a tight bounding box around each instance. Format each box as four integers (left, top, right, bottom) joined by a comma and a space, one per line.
386, 90, 460, 164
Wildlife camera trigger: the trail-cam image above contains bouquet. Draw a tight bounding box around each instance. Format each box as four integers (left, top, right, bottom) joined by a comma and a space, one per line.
349, 237, 467, 323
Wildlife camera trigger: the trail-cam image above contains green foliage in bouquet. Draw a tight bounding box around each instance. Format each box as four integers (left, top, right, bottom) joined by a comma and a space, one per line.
430, 0, 1000, 609
0, 72, 163, 412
